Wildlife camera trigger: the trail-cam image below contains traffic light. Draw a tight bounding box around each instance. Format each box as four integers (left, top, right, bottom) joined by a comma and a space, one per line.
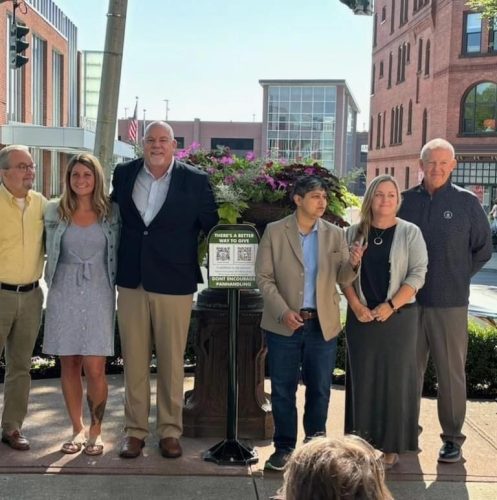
338, 0, 373, 16
9, 22, 30, 69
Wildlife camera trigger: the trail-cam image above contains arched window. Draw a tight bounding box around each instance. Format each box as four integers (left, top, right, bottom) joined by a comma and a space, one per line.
425, 40, 431, 75
422, 108, 428, 146
407, 99, 413, 134
461, 82, 497, 134
390, 108, 395, 145
417, 38, 423, 73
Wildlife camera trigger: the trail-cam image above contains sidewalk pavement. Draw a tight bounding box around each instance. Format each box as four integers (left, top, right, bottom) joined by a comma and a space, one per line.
0, 375, 496, 499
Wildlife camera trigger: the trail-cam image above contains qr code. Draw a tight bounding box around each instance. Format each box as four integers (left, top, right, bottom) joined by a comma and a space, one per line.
216, 247, 230, 261
237, 247, 252, 261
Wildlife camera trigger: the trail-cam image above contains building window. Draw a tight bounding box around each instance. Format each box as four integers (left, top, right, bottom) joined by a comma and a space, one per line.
211, 138, 255, 152
417, 38, 423, 72
369, 116, 374, 149
407, 99, 413, 134
373, 13, 378, 47
461, 82, 497, 135
382, 111, 386, 148
376, 113, 382, 149
422, 108, 428, 146
399, 105, 404, 143
391, 0, 396, 34
52, 51, 63, 126
388, 52, 393, 88
400, 0, 409, 26
50, 153, 60, 197
405, 166, 410, 189
371, 64, 376, 94
463, 12, 482, 54
391, 167, 395, 177
424, 40, 431, 75
397, 47, 402, 83
265, 84, 338, 170
407, 42, 411, 63
401, 43, 407, 81
32, 35, 47, 126
382, 6, 387, 22
489, 17, 497, 53
379, 61, 384, 78
375, 168, 380, 177
176, 137, 185, 148
390, 108, 395, 145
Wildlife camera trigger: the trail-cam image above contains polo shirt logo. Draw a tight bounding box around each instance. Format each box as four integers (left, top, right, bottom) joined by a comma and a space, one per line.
443, 211, 453, 219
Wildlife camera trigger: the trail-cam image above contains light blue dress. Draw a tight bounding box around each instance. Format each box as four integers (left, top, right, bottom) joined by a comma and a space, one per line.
43, 223, 115, 356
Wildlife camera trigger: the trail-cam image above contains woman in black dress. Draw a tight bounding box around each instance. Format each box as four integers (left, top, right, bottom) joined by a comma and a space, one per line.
342, 175, 428, 469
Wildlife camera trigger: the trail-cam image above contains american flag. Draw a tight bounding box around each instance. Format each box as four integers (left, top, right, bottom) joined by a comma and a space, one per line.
127, 102, 138, 143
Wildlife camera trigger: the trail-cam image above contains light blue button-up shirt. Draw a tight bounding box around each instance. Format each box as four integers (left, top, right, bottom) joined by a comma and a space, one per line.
299, 222, 318, 309
132, 159, 174, 226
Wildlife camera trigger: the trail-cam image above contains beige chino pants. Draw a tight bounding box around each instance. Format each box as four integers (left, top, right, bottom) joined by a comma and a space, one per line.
0, 287, 43, 432
117, 286, 193, 440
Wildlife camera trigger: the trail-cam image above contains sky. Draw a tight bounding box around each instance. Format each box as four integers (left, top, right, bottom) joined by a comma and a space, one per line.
54, 0, 373, 130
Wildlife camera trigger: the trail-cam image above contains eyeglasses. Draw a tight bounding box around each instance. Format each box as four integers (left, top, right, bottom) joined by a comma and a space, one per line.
9, 163, 36, 172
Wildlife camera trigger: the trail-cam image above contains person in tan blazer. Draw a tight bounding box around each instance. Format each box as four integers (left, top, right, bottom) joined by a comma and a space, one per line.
255, 175, 364, 471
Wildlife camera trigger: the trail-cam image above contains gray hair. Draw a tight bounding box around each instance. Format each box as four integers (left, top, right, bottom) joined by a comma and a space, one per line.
420, 138, 455, 163
143, 121, 175, 140
291, 175, 328, 199
0, 145, 30, 170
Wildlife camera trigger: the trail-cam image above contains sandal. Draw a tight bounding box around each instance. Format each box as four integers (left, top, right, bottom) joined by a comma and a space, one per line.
61, 430, 87, 454
83, 435, 104, 456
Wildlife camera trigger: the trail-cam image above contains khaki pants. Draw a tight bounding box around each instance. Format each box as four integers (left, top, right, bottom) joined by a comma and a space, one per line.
117, 286, 193, 440
0, 287, 43, 432
417, 306, 468, 446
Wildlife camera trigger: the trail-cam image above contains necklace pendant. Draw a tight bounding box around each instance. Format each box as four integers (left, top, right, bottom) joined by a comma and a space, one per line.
373, 237, 383, 246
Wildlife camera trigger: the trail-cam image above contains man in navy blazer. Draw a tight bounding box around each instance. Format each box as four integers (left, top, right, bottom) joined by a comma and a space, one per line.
111, 121, 218, 459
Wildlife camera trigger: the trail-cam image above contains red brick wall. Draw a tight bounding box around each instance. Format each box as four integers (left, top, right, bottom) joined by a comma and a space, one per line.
367, 0, 497, 188
0, 3, 70, 127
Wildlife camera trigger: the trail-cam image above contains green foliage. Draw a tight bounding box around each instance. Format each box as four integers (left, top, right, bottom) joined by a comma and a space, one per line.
422, 321, 497, 399
177, 144, 357, 227
467, 0, 497, 19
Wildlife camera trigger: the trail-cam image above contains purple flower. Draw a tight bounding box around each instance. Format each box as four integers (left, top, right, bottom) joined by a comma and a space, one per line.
220, 156, 234, 165
206, 167, 217, 174
304, 167, 316, 175
224, 175, 236, 185
175, 150, 189, 159
190, 142, 201, 151
245, 151, 256, 161
277, 180, 289, 189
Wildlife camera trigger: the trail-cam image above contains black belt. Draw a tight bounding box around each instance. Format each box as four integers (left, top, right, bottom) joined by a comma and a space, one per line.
300, 308, 318, 320
0, 281, 39, 293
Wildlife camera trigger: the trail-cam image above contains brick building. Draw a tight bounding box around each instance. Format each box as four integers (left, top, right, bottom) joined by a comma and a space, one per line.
368, 0, 497, 209
0, 0, 132, 198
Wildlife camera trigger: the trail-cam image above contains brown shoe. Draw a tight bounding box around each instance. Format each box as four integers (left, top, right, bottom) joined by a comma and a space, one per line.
159, 437, 182, 458
1, 430, 30, 451
119, 436, 145, 458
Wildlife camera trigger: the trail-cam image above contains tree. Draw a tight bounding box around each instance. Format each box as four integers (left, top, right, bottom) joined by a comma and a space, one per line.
467, 0, 497, 19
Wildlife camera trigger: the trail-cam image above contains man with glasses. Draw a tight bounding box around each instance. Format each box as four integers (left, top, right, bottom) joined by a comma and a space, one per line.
111, 122, 218, 459
0, 145, 46, 451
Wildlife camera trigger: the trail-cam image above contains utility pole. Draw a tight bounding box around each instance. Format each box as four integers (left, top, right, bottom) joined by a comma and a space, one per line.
94, 0, 128, 190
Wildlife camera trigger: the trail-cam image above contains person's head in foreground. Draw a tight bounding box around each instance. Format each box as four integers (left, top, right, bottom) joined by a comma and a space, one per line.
279, 436, 393, 500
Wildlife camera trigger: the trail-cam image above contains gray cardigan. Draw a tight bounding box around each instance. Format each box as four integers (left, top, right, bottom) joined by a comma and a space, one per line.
345, 218, 428, 305
44, 200, 120, 288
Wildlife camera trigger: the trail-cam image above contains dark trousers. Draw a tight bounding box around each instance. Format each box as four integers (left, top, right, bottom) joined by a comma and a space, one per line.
266, 319, 337, 451
417, 306, 468, 446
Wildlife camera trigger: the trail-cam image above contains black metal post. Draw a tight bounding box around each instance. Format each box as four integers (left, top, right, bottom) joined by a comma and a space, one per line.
203, 288, 258, 466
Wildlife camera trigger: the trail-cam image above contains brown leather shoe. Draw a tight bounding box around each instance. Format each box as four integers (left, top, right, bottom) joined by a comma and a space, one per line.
119, 436, 145, 458
1, 430, 30, 451
159, 437, 182, 458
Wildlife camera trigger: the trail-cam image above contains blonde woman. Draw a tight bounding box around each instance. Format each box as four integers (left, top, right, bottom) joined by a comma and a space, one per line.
43, 153, 119, 456
342, 175, 427, 469
278, 436, 393, 500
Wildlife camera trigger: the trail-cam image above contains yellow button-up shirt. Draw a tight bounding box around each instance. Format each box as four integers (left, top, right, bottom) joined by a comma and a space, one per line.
0, 183, 47, 284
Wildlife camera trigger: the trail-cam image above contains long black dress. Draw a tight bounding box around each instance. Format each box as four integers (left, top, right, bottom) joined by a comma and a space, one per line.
344, 225, 419, 453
